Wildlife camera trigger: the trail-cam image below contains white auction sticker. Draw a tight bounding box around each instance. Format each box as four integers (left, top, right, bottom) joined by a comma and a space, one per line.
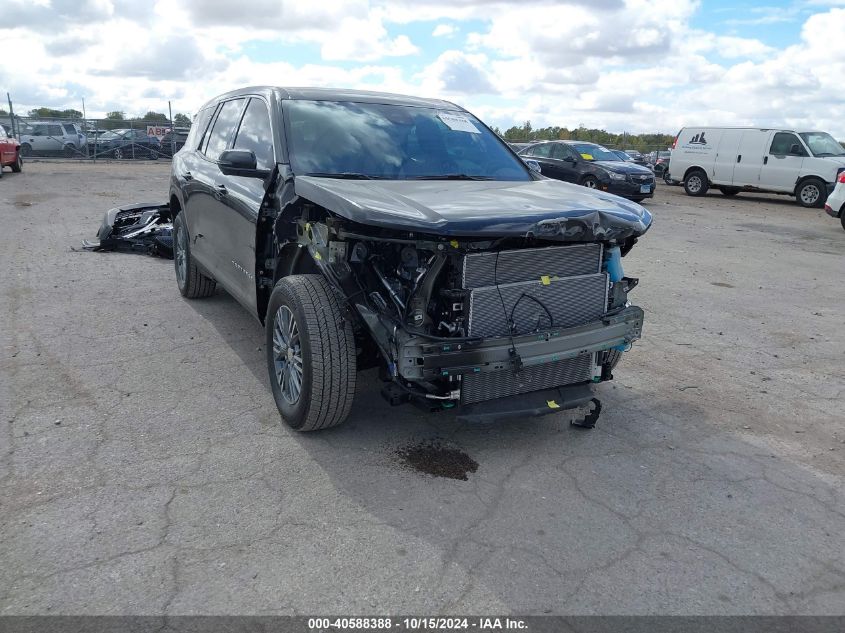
437, 113, 481, 133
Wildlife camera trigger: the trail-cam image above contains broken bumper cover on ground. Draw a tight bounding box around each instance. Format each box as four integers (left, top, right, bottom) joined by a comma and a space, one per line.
81, 202, 174, 258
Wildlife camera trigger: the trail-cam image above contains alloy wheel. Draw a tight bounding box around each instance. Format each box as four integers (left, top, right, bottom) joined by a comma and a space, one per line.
272, 306, 303, 405
175, 223, 187, 288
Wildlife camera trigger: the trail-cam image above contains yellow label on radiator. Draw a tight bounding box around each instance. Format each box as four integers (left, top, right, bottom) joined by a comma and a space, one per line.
450, 240, 459, 248
540, 275, 551, 285
547, 400, 560, 409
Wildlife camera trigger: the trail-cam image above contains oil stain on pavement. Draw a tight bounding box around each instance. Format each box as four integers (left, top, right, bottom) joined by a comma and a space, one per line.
396, 439, 479, 480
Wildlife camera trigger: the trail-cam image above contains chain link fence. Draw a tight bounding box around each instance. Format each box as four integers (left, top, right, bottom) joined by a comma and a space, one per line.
1, 110, 190, 161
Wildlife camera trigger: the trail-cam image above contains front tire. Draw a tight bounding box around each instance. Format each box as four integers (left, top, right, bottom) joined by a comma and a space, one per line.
582, 175, 599, 189
11, 153, 22, 173
20, 143, 32, 157
265, 275, 357, 431
113, 148, 124, 160
796, 178, 827, 208
173, 212, 216, 298
719, 187, 740, 196
684, 169, 709, 197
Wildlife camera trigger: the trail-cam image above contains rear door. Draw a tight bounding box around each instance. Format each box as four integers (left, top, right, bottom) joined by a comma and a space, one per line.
732, 130, 768, 187
758, 131, 805, 192
711, 129, 743, 184
524, 143, 559, 178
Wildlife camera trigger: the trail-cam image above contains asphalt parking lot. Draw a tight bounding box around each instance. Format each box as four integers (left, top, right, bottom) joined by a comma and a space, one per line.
1, 161, 843, 615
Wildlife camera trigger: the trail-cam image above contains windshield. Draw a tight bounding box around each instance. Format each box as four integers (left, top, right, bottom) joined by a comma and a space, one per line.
285, 100, 530, 181
799, 132, 845, 157
570, 143, 619, 162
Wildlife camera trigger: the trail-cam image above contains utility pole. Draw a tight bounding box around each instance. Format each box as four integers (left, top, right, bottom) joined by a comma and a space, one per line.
168, 100, 175, 157
7, 93, 15, 138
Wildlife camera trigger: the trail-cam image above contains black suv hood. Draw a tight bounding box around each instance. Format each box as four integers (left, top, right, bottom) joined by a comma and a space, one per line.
294, 176, 652, 241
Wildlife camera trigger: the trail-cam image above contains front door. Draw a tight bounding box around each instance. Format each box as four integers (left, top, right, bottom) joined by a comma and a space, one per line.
759, 131, 805, 192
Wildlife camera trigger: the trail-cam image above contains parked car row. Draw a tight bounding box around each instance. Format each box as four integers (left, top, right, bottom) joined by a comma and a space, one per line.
1, 121, 192, 160
518, 140, 656, 202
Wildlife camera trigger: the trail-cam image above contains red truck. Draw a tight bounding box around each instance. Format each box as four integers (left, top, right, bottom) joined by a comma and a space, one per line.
0, 125, 23, 177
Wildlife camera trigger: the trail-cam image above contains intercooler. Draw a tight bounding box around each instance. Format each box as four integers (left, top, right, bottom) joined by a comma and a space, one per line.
459, 244, 607, 405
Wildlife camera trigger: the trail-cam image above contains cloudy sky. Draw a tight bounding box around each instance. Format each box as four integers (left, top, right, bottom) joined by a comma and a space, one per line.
2, 0, 845, 136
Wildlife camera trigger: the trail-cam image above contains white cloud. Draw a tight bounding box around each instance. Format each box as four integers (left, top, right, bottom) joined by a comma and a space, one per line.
1, 0, 845, 138
432, 23, 457, 37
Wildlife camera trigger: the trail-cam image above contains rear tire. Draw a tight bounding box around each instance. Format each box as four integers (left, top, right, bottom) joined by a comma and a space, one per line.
113, 148, 124, 160
173, 212, 216, 298
684, 169, 709, 197
265, 275, 357, 431
11, 154, 22, 173
796, 178, 827, 208
840, 212, 845, 232
719, 187, 740, 196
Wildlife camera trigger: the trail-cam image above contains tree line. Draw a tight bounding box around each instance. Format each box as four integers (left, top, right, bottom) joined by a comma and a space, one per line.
493, 121, 676, 152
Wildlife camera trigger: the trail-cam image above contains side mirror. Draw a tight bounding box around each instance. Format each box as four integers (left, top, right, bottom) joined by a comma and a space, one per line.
564, 156, 576, 163
218, 149, 270, 178
524, 159, 542, 174
789, 144, 803, 156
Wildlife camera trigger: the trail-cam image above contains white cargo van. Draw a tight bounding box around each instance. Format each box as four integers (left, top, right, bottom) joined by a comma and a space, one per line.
668, 127, 845, 208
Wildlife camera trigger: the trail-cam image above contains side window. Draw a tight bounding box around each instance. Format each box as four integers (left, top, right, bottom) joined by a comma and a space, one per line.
770, 132, 803, 156
551, 144, 572, 160
203, 98, 245, 161
530, 144, 553, 158
49, 125, 64, 136
62, 124, 75, 135
185, 107, 210, 151
0, 127, 6, 139
233, 98, 274, 170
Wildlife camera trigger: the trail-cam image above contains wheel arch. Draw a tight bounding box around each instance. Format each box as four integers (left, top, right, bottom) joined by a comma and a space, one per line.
793, 174, 827, 197
683, 165, 708, 182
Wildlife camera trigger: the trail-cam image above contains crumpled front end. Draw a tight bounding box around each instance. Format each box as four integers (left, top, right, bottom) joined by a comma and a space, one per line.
287, 203, 647, 421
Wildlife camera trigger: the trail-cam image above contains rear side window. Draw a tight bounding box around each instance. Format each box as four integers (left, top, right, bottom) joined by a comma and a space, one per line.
187, 107, 214, 151
203, 99, 245, 161
63, 124, 76, 134
233, 98, 274, 170
529, 144, 553, 158
48, 125, 63, 136
770, 132, 802, 156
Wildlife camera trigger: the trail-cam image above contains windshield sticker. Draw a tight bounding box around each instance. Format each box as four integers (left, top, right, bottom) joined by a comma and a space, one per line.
580, 153, 594, 160
438, 113, 481, 134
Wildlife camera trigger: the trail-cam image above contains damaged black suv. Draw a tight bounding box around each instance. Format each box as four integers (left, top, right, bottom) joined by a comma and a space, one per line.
169, 87, 651, 431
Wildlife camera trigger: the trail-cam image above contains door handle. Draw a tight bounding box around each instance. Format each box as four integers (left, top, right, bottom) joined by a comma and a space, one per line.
763, 157, 768, 165
182, 171, 192, 181
736, 155, 742, 163
214, 184, 228, 199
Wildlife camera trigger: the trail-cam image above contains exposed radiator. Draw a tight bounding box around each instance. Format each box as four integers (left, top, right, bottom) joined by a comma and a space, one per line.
468, 274, 608, 338
462, 243, 602, 288
461, 354, 594, 405
463, 244, 608, 339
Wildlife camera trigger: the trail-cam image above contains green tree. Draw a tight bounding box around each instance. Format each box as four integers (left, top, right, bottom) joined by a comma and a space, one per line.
27, 107, 82, 119
138, 111, 169, 123
102, 111, 126, 130
173, 113, 191, 127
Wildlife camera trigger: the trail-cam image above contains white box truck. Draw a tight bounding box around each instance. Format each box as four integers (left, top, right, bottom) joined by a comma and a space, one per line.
667, 127, 845, 208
